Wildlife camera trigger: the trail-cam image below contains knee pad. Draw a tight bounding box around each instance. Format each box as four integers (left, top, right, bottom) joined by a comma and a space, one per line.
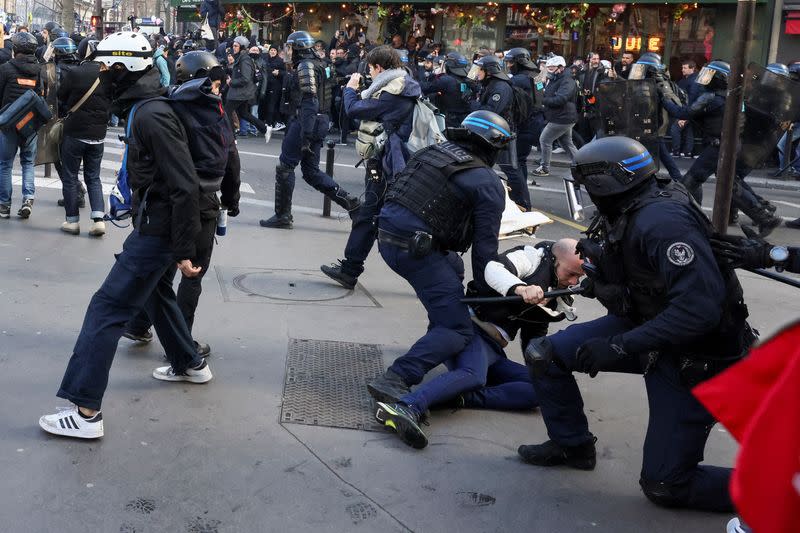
523, 337, 554, 379
639, 478, 688, 508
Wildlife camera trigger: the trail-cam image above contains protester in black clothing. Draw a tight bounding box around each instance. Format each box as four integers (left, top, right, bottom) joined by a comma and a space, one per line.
225, 35, 268, 139
614, 51, 635, 79
575, 52, 605, 142
260, 45, 286, 130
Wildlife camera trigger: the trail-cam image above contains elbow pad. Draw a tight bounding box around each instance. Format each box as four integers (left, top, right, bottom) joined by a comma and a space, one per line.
297, 61, 317, 96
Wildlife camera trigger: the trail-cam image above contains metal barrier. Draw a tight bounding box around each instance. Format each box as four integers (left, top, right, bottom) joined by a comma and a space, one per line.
322, 140, 335, 217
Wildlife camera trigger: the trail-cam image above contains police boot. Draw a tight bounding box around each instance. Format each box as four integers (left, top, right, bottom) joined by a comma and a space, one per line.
260, 165, 294, 229
518, 436, 597, 470
320, 260, 358, 290
367, 370, 410, 403
741, 204, 781, 237
330, 187, 360, 219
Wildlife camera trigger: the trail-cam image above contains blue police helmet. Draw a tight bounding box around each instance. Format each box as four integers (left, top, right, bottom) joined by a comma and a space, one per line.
569, 136, 657, 198
459, 110, 514, 150
52, 37, 77, 57
766, 62, 790, 77
444, 51, 469, 76
286, 31, 315, 51
396, 48, 409, 64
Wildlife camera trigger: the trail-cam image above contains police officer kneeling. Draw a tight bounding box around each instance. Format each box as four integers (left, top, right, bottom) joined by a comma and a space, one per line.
367, 110, 511, 408
519, 136, 754, 513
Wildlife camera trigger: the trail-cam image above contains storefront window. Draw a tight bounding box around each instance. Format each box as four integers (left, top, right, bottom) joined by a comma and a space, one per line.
669, 7, 716, 70
503, 6, 574, 59
589, 6, 669, 62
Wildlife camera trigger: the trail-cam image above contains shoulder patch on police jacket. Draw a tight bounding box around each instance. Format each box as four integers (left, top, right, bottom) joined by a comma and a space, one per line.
491, 93, 501, 102
666, 242, 695, 266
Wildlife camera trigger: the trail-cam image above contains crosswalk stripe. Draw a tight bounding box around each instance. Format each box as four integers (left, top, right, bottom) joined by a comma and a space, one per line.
240, 182, 255, 194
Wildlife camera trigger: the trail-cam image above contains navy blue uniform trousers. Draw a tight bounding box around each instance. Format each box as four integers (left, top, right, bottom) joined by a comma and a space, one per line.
57, 230, 202, 411
341, 161, 385, 277
279, 116, 340, 198
532, 314, 732, 512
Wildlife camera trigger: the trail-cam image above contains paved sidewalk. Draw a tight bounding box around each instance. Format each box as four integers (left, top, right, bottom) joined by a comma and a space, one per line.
1, 186, 794, 532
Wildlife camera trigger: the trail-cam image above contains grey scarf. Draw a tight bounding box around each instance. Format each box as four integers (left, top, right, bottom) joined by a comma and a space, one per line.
360, 68, 407, 100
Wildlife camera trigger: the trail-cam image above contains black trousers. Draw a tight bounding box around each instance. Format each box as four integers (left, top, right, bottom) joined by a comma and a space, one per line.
226, 99, 267, 134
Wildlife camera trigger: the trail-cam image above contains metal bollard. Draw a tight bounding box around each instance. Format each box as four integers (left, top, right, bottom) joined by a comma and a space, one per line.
44, 163, 51, 178
323, 140, 335, 217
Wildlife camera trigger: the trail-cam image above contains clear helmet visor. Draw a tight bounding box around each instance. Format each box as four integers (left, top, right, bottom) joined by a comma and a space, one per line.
628, 63, 648, 80
696, 66, 717, 86
467, 64, 482, 80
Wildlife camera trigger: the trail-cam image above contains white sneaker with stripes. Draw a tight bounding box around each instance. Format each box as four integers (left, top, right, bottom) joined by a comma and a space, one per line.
39, 405, 104, 439
152, 360, 212, 383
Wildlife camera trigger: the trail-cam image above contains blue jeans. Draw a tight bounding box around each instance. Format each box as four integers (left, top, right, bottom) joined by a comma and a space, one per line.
669, 120, 694, 154
532, 314, 732, 512
379, 241, 473, 386
777, 125, 800, 172
57, 229, 202, 410
60, 136, 106, 221
0, 129, 36, 206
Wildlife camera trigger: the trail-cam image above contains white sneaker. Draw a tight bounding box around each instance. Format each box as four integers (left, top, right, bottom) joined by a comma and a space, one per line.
274, 122, 286, 131
552, 147, 565, 154
39, 405, 104, 439
152, 360, 213, 383
88, 220, 106, 237
60, 221, 80, 235
265, 126, 273, 144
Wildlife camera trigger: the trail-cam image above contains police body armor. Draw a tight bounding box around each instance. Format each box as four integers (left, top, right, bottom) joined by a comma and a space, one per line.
385, 141, 486, 252
586, 181, 753, 362
690, 90, 725, 142
596, 79, 660, 168
297, 57, 332, 115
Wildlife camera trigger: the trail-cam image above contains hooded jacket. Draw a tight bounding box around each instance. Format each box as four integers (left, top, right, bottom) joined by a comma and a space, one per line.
227, 51, 256, 102
542, 69, 578, 125
0, 54, 42, 108
58, 61, 112, 140
343, 68, 421, 177
119, 68, 201, 261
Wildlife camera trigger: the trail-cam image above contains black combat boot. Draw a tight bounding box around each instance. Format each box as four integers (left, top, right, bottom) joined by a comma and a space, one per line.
375, 402, 428, 449
518, 436, 597, 470
260, 165, 294, 229
367, 370, 410, 403
331, 187, 360, 218
320, 261, 358, 290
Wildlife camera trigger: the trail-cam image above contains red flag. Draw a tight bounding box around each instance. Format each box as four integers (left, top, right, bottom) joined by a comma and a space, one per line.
693, 321, 800, 533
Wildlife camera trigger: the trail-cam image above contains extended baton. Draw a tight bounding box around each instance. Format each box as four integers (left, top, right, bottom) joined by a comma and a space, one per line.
745, 268, 800, 289
461, 286, 585, 305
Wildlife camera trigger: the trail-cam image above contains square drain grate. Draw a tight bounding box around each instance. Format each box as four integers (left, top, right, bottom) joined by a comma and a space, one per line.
281, 339, 386, 432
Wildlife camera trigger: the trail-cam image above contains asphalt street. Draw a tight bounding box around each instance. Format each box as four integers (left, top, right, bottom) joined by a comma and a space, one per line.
0, 130, 798, 532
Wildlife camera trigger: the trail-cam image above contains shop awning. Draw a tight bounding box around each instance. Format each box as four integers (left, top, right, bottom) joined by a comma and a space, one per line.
171, 0, 753, 6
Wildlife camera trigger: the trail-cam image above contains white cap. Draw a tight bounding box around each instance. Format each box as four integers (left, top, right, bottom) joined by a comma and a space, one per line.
545, 55, 566, 68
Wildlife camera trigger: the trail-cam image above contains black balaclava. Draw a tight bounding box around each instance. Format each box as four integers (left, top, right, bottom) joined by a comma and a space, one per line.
109, 67, 149, 117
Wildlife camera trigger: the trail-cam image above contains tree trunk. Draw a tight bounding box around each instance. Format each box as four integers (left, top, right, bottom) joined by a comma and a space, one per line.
62, 0, 75, 32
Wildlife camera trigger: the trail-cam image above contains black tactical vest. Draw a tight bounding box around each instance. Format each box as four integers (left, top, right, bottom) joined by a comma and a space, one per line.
596, 182, 751, 358
312, 58, 332, 114
385, 141, 487, 252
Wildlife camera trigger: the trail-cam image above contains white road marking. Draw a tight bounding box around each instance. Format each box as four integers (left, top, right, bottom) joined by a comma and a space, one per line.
774, 200, 800, 209
237, 149, 360, 171
239, 182, 255, 194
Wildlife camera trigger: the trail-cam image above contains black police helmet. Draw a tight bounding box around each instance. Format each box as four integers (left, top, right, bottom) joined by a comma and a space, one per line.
52, 37, 77, 58
183, 39, 196, 51
456, 110, 514, 150
789, 62, 800, 81
287, 31, 315, 51
444, 51, 469, 77
569, 136, 657, 198
696, 60, 730, 90
77, 37, 99, 60
11, 32, 38, 55
504, 47, 537, 70
175, 50, 221, 83
473, 55, 509, 80
44, 21, 61, 33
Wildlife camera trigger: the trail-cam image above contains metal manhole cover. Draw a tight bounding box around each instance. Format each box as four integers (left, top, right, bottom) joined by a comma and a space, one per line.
215, 267, 380, 307
281, 339, 385, 432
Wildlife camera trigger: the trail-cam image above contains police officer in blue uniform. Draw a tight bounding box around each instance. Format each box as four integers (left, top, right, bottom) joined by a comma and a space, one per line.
320, 45, 420, 289
660, 61, 781, 236
504, 48, 541, 194
420, 51, 475, 128
518, 136, 755, 512
469, 55, 531, 210
259, 31, 359, 229
365, 110, 512, 415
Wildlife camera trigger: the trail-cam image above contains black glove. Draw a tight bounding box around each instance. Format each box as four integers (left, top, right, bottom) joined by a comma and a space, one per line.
301, 142, 314, 157
227, 205, 240, 217
710, 232, 772, 270
575, 336, 628, 378
579, 278, 629, 316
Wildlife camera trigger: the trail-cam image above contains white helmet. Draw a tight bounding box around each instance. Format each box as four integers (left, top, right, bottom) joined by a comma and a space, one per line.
545, 55, 566, 68
94, 31, 153, 71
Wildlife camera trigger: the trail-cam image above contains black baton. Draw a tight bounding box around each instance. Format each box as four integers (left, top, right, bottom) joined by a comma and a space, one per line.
745, 268, 800, 289
461, 286, 585, 304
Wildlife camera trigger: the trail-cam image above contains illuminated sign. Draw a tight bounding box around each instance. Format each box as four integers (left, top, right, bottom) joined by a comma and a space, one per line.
611, 36, 662, 52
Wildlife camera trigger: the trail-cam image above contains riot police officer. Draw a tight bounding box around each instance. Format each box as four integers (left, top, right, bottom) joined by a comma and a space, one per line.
468, 55, 531, 210
366, 110, 512, 410
504, 47, 542, 196
660, 61, 782, 236
259, 31, 360, 229
419, 51, 475, 128
519, 136, 754, 513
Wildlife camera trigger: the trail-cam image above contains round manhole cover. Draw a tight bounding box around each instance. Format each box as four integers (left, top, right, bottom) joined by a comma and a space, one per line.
232, 270, 353, 302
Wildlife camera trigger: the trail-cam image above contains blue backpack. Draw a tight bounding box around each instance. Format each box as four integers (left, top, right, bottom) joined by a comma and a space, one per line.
106, 103, 142, 225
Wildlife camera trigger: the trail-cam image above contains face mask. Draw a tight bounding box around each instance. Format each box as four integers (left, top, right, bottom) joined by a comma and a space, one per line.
546, 71, 556, 80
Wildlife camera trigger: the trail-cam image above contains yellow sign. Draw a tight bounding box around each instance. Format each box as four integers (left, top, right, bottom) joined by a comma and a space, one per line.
611, 36, 662, 53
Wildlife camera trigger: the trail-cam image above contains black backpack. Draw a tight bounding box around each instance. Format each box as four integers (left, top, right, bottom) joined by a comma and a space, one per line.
510, 84, 533, 128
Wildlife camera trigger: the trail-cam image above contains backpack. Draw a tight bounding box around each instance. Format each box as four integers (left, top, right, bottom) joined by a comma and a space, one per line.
355, 120, 387, 160
510, 84, 533, 129
252, 59, 263, 86
106, 102, 139, 224
407, 98, 446, 154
